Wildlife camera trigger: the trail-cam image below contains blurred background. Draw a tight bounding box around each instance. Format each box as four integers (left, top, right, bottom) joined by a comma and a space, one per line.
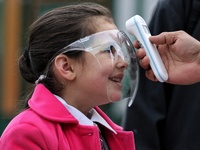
0, 0, 158, 135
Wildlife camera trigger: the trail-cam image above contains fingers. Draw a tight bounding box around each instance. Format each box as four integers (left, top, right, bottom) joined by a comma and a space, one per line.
139, 55, 157, 82
149, 34, 167, 45
146, 69, 158, 82
149, 31, 183, 45
136, 47, 146, 59
133, 40, 158, 82
133, 40, 141, 49
139, 56, 150, 70
136, 47, 150, 69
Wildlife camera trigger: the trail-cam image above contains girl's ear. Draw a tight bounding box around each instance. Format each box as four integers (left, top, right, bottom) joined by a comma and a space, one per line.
54, 55, 76, 80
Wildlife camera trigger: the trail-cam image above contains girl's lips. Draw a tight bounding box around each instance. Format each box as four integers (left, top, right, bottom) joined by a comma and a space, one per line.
109, 74, 123, 83
109, 77, 121, 83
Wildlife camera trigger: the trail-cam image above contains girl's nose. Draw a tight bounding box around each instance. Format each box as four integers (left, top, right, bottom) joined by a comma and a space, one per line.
116, 56, 128, 69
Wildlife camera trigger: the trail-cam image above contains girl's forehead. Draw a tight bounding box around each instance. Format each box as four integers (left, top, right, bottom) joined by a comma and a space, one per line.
94, 18, 117, 32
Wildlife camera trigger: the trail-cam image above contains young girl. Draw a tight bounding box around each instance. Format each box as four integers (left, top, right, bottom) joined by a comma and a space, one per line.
0, 2, 138, 150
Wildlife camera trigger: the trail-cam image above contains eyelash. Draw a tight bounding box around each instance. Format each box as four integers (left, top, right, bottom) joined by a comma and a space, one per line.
103, 46, 115, 53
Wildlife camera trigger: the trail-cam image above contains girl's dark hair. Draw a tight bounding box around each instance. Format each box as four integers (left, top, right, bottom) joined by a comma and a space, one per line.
19, 2, 113, 103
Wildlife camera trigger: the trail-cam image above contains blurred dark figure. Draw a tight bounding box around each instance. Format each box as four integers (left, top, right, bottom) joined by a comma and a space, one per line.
124, 0, 200, 149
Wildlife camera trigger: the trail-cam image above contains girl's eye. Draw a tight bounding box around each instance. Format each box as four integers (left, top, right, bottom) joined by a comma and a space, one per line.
103, 45, 116, 54
110, 45, 116, 55
104, 49, 111, 53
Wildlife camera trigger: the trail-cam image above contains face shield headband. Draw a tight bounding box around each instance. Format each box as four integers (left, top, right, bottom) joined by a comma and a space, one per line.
40, 30, 139, 106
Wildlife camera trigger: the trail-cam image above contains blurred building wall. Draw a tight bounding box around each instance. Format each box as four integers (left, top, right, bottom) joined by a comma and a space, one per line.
0, 0, 158, 135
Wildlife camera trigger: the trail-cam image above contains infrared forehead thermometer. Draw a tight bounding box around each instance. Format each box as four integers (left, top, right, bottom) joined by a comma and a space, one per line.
126, 15, 168, 82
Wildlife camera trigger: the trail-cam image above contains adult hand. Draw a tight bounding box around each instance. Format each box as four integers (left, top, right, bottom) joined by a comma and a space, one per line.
135, 30, 200, 85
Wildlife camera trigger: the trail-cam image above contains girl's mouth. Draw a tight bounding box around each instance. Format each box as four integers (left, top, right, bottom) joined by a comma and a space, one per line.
109, 77, 121, 83
109, 74, 123, 84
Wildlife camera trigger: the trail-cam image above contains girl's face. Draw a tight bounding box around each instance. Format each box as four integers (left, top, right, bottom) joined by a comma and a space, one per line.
73, 19, 128, 107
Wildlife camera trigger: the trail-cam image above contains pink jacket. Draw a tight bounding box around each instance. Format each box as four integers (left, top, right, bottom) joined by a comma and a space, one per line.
0, 84, 135, 150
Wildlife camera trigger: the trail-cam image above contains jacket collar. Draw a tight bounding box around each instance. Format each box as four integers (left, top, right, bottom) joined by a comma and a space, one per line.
28, 84, 123, 132
28, 84, 78, 124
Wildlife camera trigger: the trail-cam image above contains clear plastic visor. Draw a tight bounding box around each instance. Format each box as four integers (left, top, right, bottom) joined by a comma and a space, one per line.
57, 30, 139, 106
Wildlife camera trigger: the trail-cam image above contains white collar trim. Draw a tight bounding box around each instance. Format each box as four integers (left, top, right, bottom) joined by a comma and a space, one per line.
54, 95, 117, 134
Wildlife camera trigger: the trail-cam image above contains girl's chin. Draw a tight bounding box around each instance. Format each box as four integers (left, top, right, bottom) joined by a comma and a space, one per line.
107, 92, 122, 102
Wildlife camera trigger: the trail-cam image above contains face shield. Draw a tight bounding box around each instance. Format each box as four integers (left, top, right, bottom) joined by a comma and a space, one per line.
48, 30, 139, 106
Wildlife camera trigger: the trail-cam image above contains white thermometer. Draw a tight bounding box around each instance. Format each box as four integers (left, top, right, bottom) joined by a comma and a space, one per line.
126, 15, 168, 82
